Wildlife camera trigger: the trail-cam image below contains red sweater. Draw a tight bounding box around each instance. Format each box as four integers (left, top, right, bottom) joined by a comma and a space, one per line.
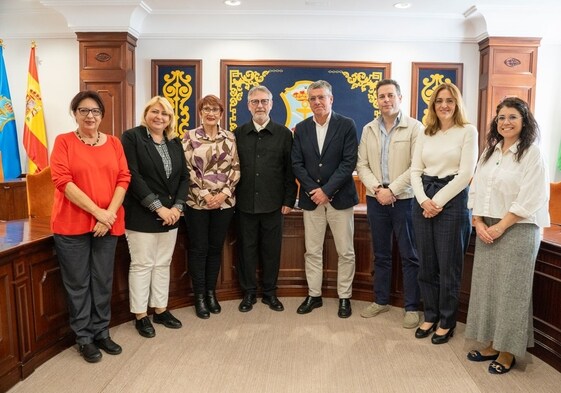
50, 132, 131, 235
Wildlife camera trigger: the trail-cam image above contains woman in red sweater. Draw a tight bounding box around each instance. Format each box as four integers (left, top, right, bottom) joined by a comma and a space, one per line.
50, 91, 130, 363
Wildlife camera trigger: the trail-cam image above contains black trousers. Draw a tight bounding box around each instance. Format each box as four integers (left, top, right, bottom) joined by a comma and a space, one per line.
236, 209, 283, 296
412, 175, 471, 329
184, 206, 235, 295
54, 233, 118, 345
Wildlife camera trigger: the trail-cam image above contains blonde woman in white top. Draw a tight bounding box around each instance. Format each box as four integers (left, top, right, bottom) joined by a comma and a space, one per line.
465, 97, 549, 374
410, 83, 478, 344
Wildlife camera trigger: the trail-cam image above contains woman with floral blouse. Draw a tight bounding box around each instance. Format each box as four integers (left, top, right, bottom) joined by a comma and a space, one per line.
182, 95, 240, 319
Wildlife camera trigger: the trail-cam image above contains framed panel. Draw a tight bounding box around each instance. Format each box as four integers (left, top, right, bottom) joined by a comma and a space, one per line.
411, 62, 463, 124
221, 60, 391, 138
151, 59, 201, 139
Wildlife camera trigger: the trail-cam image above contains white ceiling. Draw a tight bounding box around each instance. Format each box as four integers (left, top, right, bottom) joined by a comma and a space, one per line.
5, 0, 561, 15
3, 0, 560, 42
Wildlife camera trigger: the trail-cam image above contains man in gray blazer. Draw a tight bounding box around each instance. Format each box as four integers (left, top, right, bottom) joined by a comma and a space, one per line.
291, 80, 358, 318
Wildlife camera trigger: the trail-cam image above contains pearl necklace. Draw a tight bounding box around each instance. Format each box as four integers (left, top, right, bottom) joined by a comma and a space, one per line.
76, 130, 101, 146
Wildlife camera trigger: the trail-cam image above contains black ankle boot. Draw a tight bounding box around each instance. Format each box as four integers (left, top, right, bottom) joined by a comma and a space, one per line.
194, 294, 210, 319
206, 290, 221, 314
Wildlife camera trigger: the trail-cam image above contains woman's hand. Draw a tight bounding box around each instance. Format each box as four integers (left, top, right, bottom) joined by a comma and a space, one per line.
420, 199, 443, 218
207, 192, 227, 209
156, 206, 180, 226
92, 221, 110, 237
474, 220, 503, 244
93, 209, 117, 229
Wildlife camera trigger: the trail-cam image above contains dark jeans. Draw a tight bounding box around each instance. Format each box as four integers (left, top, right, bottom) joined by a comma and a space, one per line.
184, 206, 235, 295
412, 175, 471, 329
236, 209, 283, 296
54, 233, 118, 345
366, 196, 420, 311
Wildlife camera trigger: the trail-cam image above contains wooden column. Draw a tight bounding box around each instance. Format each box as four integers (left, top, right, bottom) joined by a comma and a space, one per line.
76, 32, 137, 138
477, 37, 540, 150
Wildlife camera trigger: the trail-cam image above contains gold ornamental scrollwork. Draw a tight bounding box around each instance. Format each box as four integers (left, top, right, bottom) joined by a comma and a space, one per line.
161, 70, 193, 139
228, 69, 282, 131
420, 73, 451, 125
333, 70, 384, 119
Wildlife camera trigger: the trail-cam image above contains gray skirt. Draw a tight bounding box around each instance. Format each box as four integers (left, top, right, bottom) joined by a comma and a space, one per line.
464, 217, 540, 357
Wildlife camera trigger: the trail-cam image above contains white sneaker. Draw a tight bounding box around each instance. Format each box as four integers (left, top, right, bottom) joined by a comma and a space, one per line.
360, 302, 390, 318
403, 311, 420, 329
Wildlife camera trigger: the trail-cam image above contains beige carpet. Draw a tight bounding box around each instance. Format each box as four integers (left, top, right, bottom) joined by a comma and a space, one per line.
8, 299, 561, 393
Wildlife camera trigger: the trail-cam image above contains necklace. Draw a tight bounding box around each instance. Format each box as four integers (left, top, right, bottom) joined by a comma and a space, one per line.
76, 130, 101, 146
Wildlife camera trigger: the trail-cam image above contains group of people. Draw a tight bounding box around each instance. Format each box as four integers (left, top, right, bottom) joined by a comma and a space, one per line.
49, 79, 549, 375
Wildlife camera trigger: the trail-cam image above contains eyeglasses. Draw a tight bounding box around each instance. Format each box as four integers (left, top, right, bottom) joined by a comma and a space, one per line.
77, 107, 102, 117
434, 98, 455, 106
248, 99, 270, 106
201, 107, 221, 114
496, 115, 522, 123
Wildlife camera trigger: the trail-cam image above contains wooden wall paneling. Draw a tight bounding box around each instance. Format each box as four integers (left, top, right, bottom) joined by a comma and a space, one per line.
76, 32, 137, 139
277, 211, 308, 295
0, 262, 19, 391
477, 37, 540, 151
20, 243, 72, 378
530, 240, 561, 371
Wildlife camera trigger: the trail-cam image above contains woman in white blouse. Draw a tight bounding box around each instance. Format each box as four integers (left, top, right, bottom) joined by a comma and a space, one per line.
410, 83, 478, 344
465, 97, 549, 374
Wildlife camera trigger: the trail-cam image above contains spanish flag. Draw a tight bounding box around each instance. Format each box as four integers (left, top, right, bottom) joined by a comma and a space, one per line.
23, 42, 48, 174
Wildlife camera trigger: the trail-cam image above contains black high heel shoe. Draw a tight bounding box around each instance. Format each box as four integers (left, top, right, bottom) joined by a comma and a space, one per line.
431, 327, 455, 344
415, 322, 437, 339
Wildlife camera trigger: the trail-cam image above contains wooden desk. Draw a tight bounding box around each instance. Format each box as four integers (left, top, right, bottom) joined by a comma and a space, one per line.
1, 214, 560, 391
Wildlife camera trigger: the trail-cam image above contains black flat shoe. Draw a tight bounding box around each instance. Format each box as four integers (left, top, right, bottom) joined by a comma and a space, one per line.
467, 350, 499, 362
489, 356, 516, 374
262, 295, 284, 311
79, 343, 102, 363
135, 316, 156, 338
153, 310, 182, 329
415, 322, 437, 339
239, 294, 257, 312
431, 327, 455, 344
297, 296, 323, 314
94, 336, 122, 355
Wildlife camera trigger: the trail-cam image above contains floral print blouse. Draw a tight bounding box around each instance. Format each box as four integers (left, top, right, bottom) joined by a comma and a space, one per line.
182, 126, 240, 210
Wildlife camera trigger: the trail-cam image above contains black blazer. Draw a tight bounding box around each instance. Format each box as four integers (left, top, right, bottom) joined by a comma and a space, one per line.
121, 126, 189, 232
291, 111, 358, 211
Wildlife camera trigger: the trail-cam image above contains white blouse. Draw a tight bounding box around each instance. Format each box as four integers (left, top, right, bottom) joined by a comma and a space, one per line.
468, 141, 550, 227
411, 124, 478, 207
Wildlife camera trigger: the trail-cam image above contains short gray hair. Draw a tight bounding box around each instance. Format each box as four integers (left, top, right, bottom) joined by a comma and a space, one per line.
247, 85, 273, 101
307, 80, 332, 96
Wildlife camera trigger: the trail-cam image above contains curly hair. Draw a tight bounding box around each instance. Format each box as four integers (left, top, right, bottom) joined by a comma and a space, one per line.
480, 97, 539, 164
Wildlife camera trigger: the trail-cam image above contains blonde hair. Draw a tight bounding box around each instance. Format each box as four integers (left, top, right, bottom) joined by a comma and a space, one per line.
140, 96, 177, 139
424, 83, 469, 136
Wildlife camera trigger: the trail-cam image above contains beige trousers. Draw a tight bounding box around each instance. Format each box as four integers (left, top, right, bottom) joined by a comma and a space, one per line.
302, 204, 356, 298
126, 229, 178, 313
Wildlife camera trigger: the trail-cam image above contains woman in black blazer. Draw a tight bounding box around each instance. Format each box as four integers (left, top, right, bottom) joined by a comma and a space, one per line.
121, 96, 189, 338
